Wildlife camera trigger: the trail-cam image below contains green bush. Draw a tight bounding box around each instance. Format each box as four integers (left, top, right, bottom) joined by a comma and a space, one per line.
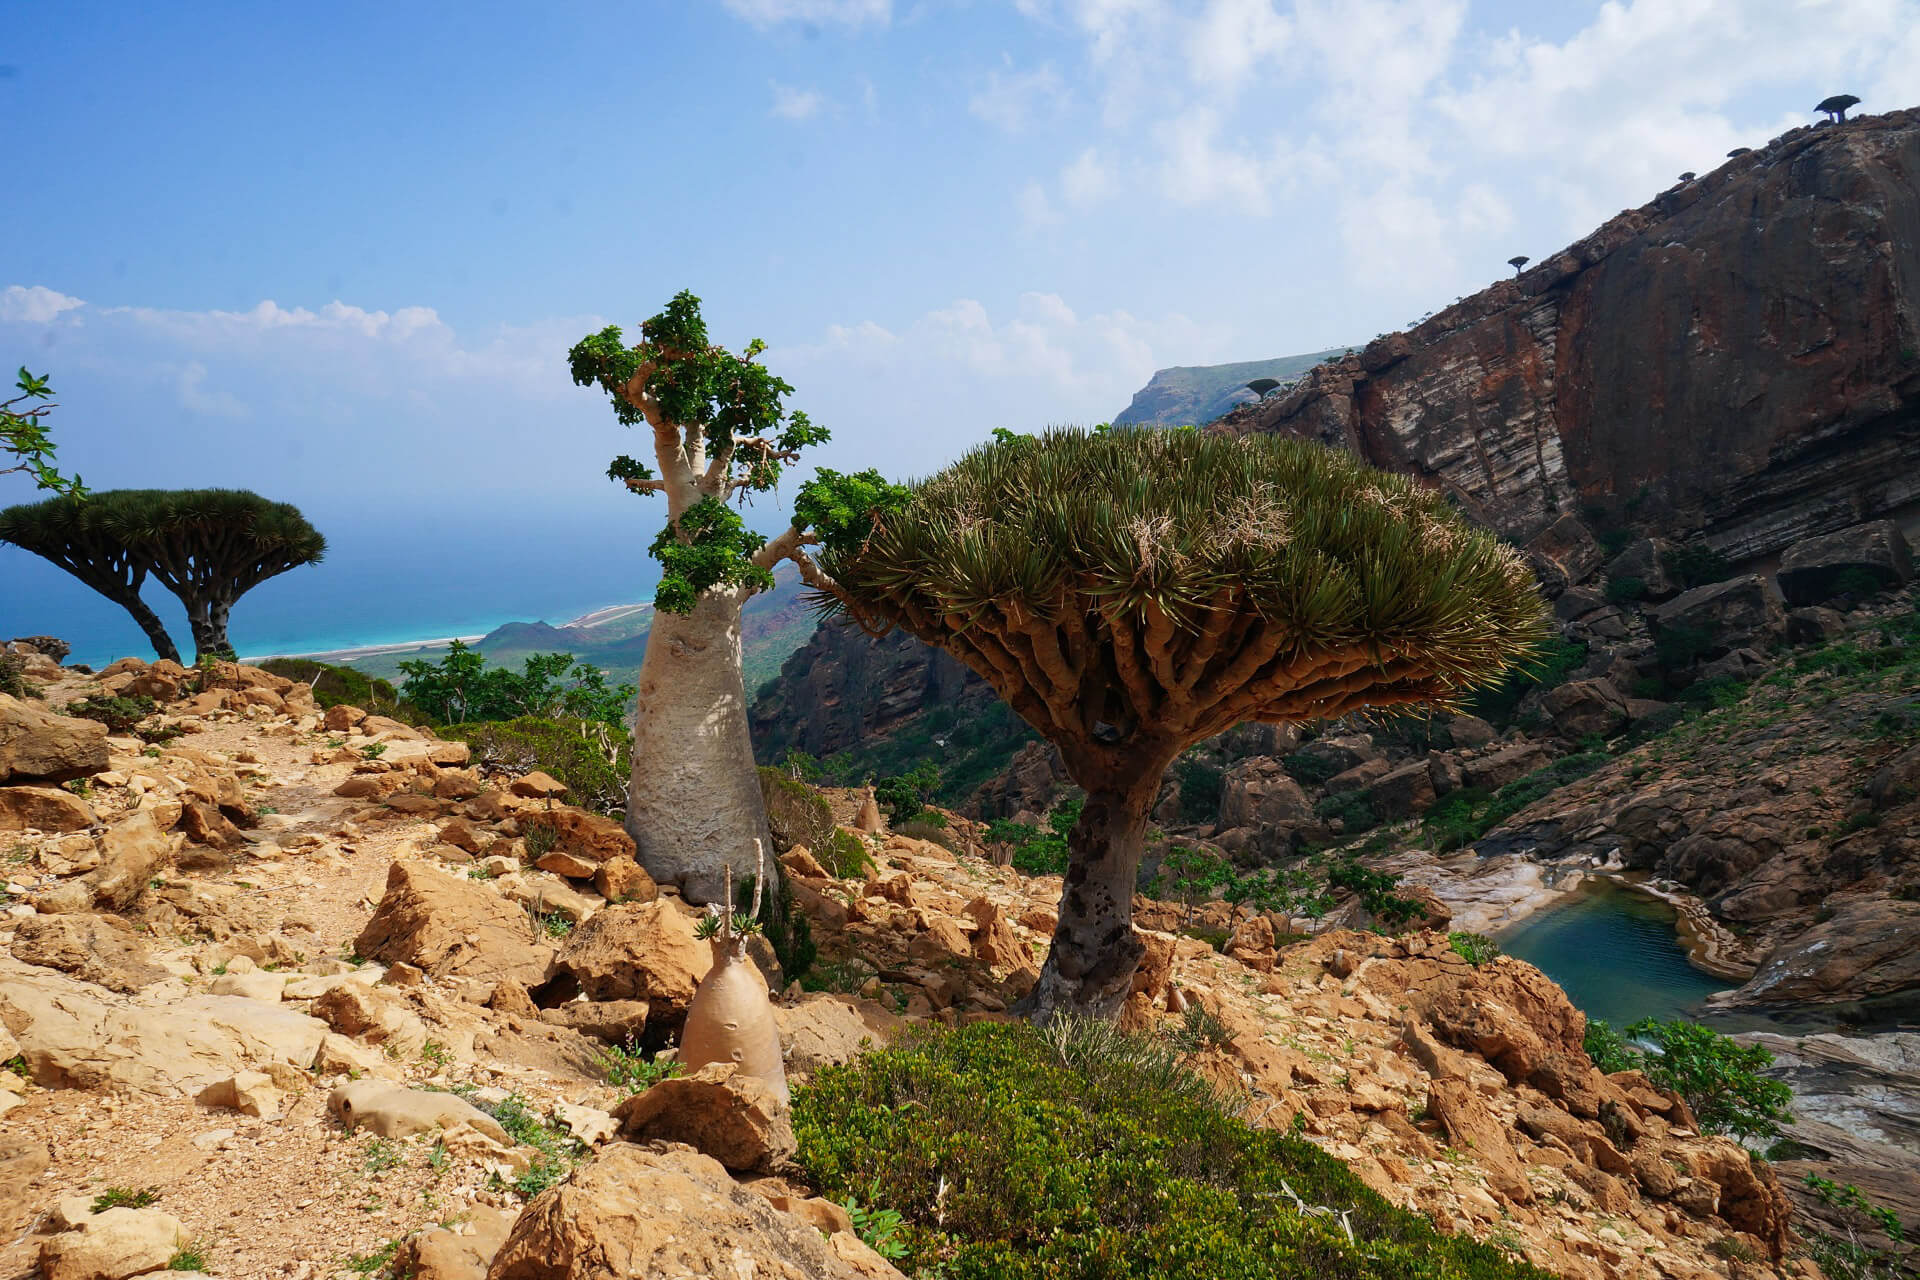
1591, 1019, 1791, 1140
440, 716, 630, 816
1314, 789, 1379, 835
1466, 636, 1587, 727
64, 694, 156, 732
0, 652, 38, 699
1174, 754, 1226, 825
986, 793, 1082, 875
873, 761, 940, 824
820, 828, 877, 879
1448, 931, 1501, 966
1603, 575, 1646, 605
1325, 856, 1422, 926
399, 640, 632, 727
597, 1039, 682, 1095
1281, 748, 1345, 786
255, 657, 413, 717
759, 767, 837, 854
793, 1020, 1553, 1280
1421, 752, 1610, 852
1661, 542, 1730, 590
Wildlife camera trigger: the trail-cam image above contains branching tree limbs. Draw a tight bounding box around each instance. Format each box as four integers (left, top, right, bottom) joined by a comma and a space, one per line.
816, 428, 1547, 1020
0, 489, 325, 662
568, 291, 905, 902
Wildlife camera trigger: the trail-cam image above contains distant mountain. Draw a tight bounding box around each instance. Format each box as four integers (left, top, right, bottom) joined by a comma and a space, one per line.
1112, 348, 1350, 427
341, 562, 817, 695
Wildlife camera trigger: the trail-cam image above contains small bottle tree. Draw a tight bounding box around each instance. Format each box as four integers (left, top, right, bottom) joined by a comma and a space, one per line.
568, 292, 904, 903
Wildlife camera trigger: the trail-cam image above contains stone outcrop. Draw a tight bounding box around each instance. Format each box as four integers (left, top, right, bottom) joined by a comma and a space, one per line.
355, 861, 554, 987
610, 1063, 796, 1173
0, 693, 108, 784
1778, 518, 1914, 605
1218, 109, 1920, 565
487, 1144, 903, 1280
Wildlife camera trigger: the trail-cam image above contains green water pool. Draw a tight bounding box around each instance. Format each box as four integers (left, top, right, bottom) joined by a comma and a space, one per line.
1493, 877, 1732, 1028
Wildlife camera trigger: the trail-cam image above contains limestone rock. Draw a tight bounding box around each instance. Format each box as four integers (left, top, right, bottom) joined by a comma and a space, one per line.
10, 913, 168, 993
772, 995, 903, 1073
85, 811, 173, 911
39, 1207, 185, 1280
550, 900, 706, 1010
590, 855, 655, 903
354, 860, 554, 986
1427, 1078, 1532, 1204
611, 1062, 795, 1172
510, 771, 567, 800
537, 999, 650, 1044
0, 782, 96, 832
195, 1068, 283, 1118
393, 1207, 514, 1280
487, 1143, 903, 1280
523, 806, 635, 867
0, 692, 109, 784
1777, 518, 1912, 604
0, 1136, 50, 1220
328, 1079, 511, 1144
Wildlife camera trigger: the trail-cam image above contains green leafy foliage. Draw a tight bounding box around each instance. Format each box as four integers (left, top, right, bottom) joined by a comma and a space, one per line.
0, 652, 38, 698
793, 1020, 1554, 1280
1590, 1020, 1791, 1140
1173, 754, 1226, 824
1314, 789, 1380, 835
1603, 576, 1646, 605
597, 1039, 683, 1095
1466, 636, 1588, 727
398, 640, 632, 726
1447, 931, 1501, 966
1422, 751, 1611, 852
820, 828, 877, 879
985, 793, 1082, 876
91, 1186, 160, 1212
64, 694, 156, 733
1, 367, 84, 495
166, 1240, 212, 1273
1801, 1173, 1908, 1280
438, 716, 630, 816
872, 761, 940, 824
255, 658, 412, 718
838, 1197, 911, 1260
793, 467, 913, 558
1325, 857, 1425, 927
1661, 542, 1731, 590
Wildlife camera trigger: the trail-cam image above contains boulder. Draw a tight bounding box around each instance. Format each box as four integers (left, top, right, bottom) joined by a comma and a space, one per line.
1427, 1078, 1532, 1204
1652, 575, 1784, 657
550, 900, 707, 1010
1444, 714, 1496, 748
354, 860, 554, 986
323, 704, 367, 732
0, 783, 96, 832
1541, 679, 1629, 739
1603, 537, 1678, 600
392, 1207, 514, 1280
328, 1079, 511, 1144
1, 1136, 50, 1220
510, 771, 567, 800
1785, 606, 1848, 644
772, 995, 903, 1073
84, 812, 173, 910
0, 959, 328, 1095
0, 692, 109, 784
591, 855, 656, 904
537, 999, 650, 1044
39, 1207, 185, 1280
1777, 518, 1913, 605
1524, 513, 1606, 594
524, 807, 635, 867
611, 1063, 795, 1173
1461, 743, 1551, 791
487, 1143, 904, 1280
10, 913, 168, 993
195, 1069, 284, 1118
1368, 760, 1438, 820
1216, 758, 1313, 831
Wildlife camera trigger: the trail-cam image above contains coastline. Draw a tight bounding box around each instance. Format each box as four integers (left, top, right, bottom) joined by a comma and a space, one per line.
236, 597, 650, 667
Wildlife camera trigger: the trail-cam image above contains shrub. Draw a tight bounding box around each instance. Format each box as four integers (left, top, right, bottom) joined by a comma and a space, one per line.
1467, 636, 1587, 726
985, 793, 1082, 876
440, 716, 630, 816
1448, 931, 1501, 966
1174, 754, 1226, 825
873, 761, 940, 824
759, 767, 837, 853
1831, 566, 1885, 600
0, 652, 38, 699
1422, 753, 1610, 852
64, 694, 156, 732
1281, 749, 1345, 787
820, 828, 876, 879
597, 1039, 682, 1095
1604, 576, 1646, 605
1801, 1173, 1907, 1280
1314, 789, 1379, 834
793, 1020, 1554, 1280
1661, 542, 1730, 590
255, 657, 414, 718
1596, 1020, 1792, 1140
1326, 856, 1422, 926
398, 640, 633, 727
1654, 622, 1719, 671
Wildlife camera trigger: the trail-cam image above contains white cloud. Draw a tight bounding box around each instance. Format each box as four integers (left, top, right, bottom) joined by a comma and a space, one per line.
1060, 148, 1114, 206
1153, 108, 1271, 213
1, 285, 84, 326
1184, 0, 1291, 93
1017, 180, 1063, 228
770, 82, 828, 119
968, 61, 1067, 132
719, 0, 889, 27
174, 361, 249, 419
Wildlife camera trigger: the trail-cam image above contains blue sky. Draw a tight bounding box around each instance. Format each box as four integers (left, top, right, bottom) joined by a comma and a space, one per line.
5, 0, 1919, 656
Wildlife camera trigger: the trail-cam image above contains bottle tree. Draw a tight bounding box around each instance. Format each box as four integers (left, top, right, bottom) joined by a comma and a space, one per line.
567, 291, 904, 904
0, 488, 325, 662
815, 426, 1546, 1020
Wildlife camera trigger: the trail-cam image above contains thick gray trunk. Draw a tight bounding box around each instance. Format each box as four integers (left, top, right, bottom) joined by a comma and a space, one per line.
625, 588, 772, 905
1019, 783, 1157, 1023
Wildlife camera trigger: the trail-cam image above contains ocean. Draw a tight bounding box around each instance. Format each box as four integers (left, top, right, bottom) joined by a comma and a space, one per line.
0, 509, 664, 668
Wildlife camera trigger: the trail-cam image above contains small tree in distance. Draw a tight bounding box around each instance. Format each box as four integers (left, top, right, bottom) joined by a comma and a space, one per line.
1816, 94, 1861, 123
0, 489, 325, 661
817, 427, 1546, 1019
1507, 256, 1529, 275
567, 291, 907, 903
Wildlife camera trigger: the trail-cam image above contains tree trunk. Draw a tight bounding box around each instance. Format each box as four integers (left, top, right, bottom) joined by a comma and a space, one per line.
1020, 779, 1161, 1023
184, 597, 232, 662
624, 587, 773, 905
108, 590, 182, 664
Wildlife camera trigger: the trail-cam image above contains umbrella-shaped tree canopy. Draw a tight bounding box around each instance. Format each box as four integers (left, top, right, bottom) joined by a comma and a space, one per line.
816, 427, 1547, 1017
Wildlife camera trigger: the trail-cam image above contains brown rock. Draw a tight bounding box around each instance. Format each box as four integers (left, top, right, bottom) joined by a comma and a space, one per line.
333, 774, 395, 800
354, 860, 554, 986
393, 1208, 514, 1280
39, 1207, 186, 1280
0, 692, 109, 784
550, 900, 707, 1009
438, 817, 493, 854
535, 850, 599, 879
324, 704, 367, 732
537, 999, 650, 1043
10, 914, 167, 993
1653, 575, 1785, 657
1369, 759, 1439, 820
1, 1136, 50, 1220
592, 855, 656, 903
178, 797, 246, 849
1462, 743, 1552, 790
853, 785, 883, 833
0, 783, 95, 832
611, 1063, 795, 1173
964, 896, 1034, 973
487, 1143, 902, 1280
1427, 1077, 1532, 1204
524, 806, 635, 866
1542, 679, 1629, 739
1778, 518, 1913, 604
772, 995, 903, 1073
511, 771, 567, 800
84, 811, 172, 910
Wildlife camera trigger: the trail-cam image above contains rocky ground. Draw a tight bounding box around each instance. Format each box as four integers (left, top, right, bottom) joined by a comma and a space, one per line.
0, 650, 1890, 1279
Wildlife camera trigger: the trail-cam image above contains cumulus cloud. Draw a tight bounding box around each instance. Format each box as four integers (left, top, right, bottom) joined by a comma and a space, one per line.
770, 82, 828, 120
968, 61, 1067, 132
1, 285, 84, 326
719, 0, 889, 27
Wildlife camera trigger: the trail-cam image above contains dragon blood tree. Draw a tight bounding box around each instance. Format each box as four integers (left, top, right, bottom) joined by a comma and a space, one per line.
568, 291, 905, 904
815, 427, 1547, 1020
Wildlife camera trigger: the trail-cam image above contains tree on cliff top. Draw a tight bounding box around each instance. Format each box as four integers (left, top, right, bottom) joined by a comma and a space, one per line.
3, 368, 85, 496
567, 291, 906, 903
0, 488, 325, 662
1816, 94, 1860, 123
814, 427, 1547, 1019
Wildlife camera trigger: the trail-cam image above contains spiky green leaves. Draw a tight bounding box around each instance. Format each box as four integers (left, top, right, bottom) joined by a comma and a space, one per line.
817, 427, 1547, 757
649, 498, 774, 614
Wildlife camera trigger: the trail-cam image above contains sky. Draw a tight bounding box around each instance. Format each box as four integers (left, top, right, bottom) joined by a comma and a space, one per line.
5, 0, 1919, 659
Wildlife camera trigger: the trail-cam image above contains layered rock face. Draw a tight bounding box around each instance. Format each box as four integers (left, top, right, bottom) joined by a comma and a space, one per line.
749, 622, 989, 760
1218, 109, 1920, 563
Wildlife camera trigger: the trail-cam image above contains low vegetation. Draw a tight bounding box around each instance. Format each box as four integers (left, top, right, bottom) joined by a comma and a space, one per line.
1583, 1018, 1791, 1140
439, 716, 630, 816
794, 1019, 1553, 1279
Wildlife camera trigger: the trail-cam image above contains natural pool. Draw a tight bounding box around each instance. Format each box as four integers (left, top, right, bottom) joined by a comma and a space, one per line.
1494, 877, 1732, 1028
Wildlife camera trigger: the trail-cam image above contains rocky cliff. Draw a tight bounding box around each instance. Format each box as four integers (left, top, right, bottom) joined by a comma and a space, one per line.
1112, 347, 1349, 427
1218, 108, 1920, 564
